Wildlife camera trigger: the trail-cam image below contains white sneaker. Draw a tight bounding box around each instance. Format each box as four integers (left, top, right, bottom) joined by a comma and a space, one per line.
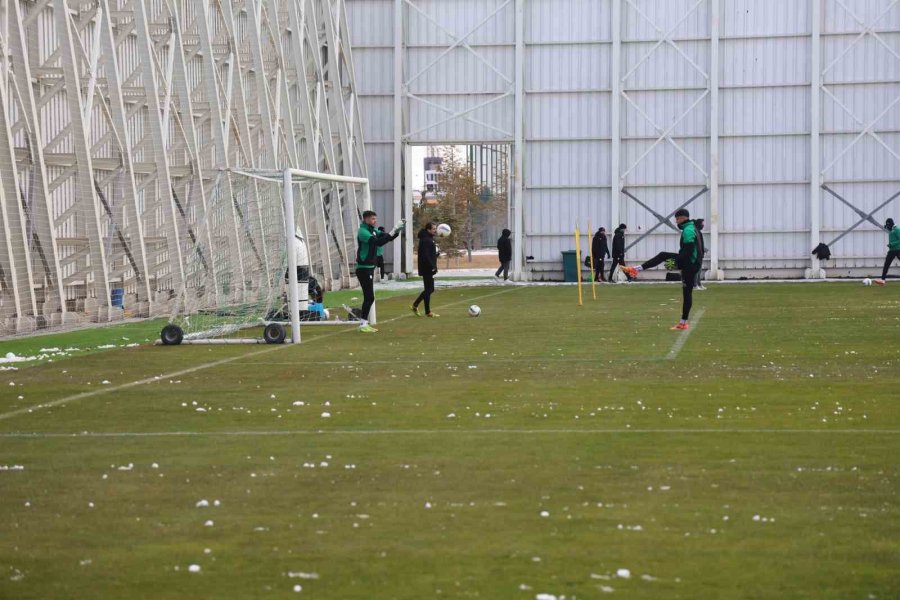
697, 285, 707, 290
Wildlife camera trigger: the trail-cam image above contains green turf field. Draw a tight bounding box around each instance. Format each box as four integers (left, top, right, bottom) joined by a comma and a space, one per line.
1, 282, 898, 599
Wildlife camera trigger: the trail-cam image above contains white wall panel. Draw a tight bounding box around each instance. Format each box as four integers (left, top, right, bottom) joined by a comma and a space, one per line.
722, 137, 809, 183
822, 33, 900, 82
526, 93, 610, 139
526, 45, 611, 91
406, 0, 515, 46
623, 139, 710, 185
526, 0, 611, 42
408, 94, 514, 142
623, 40, 710, 88
722, 0, 810, 37
722, 87, 810, 136
624, 90, 710, 137
721, 38, 810, 86
407, 47, 514, 94
526, 141, 610, 188
624, 0, 710, 40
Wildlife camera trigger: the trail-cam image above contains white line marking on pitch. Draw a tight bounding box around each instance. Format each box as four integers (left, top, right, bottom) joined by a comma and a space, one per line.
0, 286, 521, 423
666, 306, 706, 360
0, 428, 897, 439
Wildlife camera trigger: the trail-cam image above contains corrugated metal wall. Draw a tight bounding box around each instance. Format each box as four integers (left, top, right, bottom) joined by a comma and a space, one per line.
346, 0, 900, 278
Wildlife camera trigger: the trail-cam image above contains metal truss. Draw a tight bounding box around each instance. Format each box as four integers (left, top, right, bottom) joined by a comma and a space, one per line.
0, 0, 368, 335
818, 0, 900, 260
619, 0, 711, 259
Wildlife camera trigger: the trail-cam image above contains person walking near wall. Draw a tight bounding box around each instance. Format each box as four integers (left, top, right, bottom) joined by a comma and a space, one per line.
412, 223, 439, 317
609, 224, 627, 282
495, 228, 512, 281
591, 227, 611, 282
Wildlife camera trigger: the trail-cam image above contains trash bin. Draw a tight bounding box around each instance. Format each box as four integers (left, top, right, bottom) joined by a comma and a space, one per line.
562, 250, 579, 282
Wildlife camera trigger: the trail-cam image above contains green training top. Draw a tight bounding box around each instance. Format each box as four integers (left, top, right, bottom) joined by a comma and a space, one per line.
679, 220, 700, 266
889, 225, 900, 251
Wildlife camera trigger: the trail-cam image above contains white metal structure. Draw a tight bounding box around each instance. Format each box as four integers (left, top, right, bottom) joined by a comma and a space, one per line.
347, 0, 900, 280
0, 0, 368, 335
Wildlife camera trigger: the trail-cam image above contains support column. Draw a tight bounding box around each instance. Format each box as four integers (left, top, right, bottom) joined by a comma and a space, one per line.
808, 0, 824, 279
709, 0, 721, 280
610, 0, 622, 233
404, 144, 414, 274
512, 0, 525, 280
392, 0, 404, 275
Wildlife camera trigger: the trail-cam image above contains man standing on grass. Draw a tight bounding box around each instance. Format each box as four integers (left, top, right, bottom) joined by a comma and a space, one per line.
592, 226, 611, 282
622, 208, 701, 330
412, 223, 439, 317
609, 224, 627, 281
495, 228, 512, 281
356, 211, 404, 333
874, 218, 900, 286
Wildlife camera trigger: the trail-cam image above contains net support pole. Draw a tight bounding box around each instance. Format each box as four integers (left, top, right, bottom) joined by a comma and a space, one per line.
284, 168, 301, 344
575, 224, 583, 306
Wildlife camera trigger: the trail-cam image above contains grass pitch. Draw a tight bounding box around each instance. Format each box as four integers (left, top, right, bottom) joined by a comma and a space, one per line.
1, 282, 898, 599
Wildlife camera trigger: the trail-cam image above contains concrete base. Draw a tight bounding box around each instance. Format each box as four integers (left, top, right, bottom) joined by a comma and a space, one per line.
804, 267, 827, 280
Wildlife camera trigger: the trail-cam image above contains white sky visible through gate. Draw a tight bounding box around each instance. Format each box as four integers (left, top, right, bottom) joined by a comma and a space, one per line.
346, 0, 900, 279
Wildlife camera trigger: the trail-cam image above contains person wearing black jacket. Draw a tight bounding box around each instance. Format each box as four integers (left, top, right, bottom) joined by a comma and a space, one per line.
591, 227, 611, 281
608, 224, 627, 281
495, 228, 512, 280
412, 223, 439, 317
375, 227, 388, 280
694, 219, 706, 290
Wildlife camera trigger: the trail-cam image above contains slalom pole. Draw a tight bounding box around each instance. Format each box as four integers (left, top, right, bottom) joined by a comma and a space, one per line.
575, 224, 584, 306
588, 219, 597, 300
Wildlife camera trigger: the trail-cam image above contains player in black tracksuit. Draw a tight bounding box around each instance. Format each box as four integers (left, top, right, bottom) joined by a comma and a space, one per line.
609, 224, 627, 281
412, 223, 439, 317
592, 227, 611, 281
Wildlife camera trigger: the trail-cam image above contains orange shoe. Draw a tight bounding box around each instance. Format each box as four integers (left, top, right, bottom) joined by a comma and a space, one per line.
670, 322, 689, 331
621, 266, 639, 279
874, 279, 886, 287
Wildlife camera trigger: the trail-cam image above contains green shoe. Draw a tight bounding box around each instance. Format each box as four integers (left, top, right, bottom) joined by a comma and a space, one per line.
411, 305, 421, 316
358, 324, 378, 333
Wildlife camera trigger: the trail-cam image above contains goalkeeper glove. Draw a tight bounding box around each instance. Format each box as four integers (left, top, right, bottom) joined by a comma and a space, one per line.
389, 219, 406, 236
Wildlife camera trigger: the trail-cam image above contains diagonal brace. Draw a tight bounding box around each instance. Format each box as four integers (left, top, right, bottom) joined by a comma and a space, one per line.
623, 186, 708, 253
822, 185, 900, 248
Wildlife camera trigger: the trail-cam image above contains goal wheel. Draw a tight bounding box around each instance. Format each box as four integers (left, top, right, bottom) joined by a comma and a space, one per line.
263, 323, 286, 344
160, 324, 184, 346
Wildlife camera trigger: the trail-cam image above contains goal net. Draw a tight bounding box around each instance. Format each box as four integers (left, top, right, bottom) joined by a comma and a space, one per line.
159, 168, 369, 345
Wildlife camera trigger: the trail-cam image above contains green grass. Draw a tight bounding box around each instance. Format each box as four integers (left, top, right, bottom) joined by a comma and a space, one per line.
1, 282, 898, 599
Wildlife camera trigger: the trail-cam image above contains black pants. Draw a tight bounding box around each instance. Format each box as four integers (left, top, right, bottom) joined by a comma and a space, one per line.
376, 257, 385, 279
356, 268, 375, 321
681, 264, 700, 321
413, 273, 435, 313
594, 258, 606, 282
882, 250, 900, 279
641, 251, 678, 271
495, 261, 510, 280
609, 256, 625, 281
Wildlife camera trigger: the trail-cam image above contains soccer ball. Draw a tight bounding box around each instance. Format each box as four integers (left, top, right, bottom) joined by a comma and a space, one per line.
862, 278, 872, 286
468, 305, 481, 317
436, 223, 452, 237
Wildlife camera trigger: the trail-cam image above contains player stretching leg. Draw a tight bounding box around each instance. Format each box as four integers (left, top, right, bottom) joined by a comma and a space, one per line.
621, 208, 701, 330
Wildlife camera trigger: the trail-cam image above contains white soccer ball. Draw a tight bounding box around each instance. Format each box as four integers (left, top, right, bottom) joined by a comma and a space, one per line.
468, 305, 481, 317
436, 223, 452, 237
862, 278, 872, 286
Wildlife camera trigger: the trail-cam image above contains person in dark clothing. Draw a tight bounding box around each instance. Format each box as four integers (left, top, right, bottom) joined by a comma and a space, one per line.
375, 227, 388, 280
609, 224, 627, 281
495, 229, 513, 280
355, 210, 403, 333
591, 227, 611, 281
875, 218, 900, 286
412, 223, 439, 317
622, 208, 701, 330
694, 218, 707, 290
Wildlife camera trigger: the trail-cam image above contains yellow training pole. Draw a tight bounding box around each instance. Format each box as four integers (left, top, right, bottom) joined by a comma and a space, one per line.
588, 219, 597, 300
575, 224, 584, 306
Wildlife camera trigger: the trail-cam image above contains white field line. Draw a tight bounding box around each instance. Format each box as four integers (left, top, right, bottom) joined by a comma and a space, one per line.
666, 306, 706, 360
0, 428, 897, 439
0, 287, 521, 423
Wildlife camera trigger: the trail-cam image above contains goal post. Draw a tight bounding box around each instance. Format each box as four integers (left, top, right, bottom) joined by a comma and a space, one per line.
158, 167, 370, 346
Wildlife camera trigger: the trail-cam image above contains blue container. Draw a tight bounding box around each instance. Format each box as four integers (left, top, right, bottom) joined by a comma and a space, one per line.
111, 288, 125, 308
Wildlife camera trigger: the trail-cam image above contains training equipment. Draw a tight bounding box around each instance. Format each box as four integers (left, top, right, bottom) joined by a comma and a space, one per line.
160, 168, 370, 346
468, 305, 481, 317
437, 223, 452, 237
863, 278, 872, 286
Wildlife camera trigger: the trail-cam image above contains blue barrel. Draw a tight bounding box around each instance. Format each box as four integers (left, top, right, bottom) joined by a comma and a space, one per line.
111, 288, 125, 308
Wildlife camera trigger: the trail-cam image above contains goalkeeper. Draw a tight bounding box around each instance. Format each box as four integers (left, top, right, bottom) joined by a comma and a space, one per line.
356, 210, 404, 333
621, 208, 701, 330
